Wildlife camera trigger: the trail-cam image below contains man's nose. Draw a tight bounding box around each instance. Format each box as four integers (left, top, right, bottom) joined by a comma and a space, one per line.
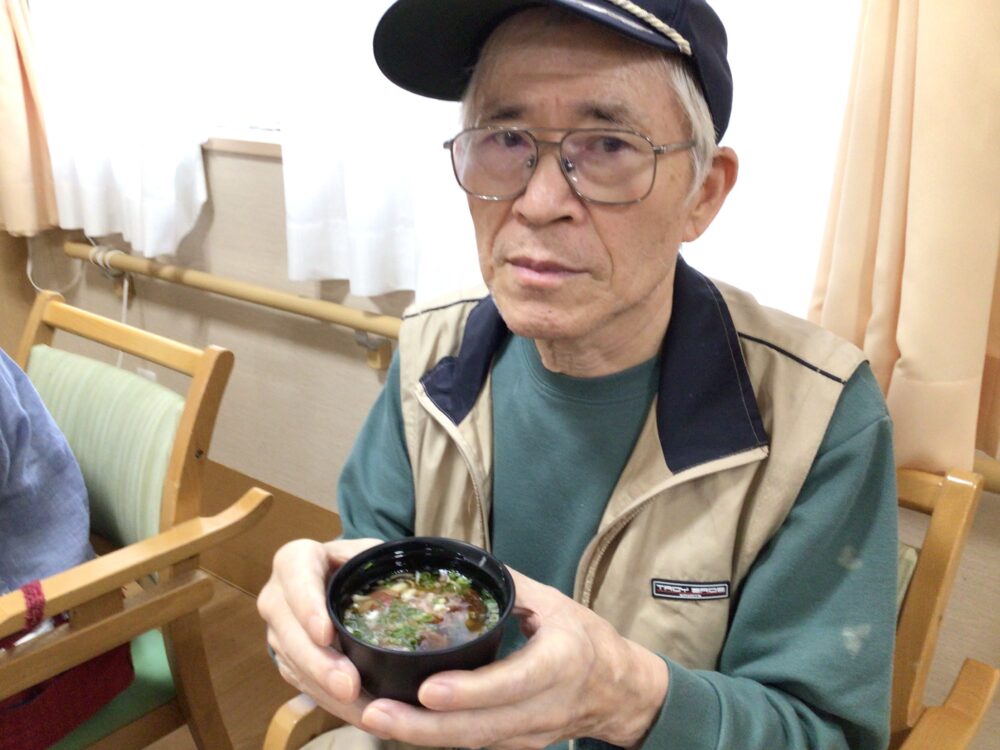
513, 143, 582, 223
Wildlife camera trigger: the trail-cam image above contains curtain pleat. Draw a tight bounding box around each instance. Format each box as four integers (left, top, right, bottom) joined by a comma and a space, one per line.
810, 0, 1000, 472
0, 0, 57, 236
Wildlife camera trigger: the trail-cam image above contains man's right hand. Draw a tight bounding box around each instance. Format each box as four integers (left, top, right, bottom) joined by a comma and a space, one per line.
257, 537, 384, 727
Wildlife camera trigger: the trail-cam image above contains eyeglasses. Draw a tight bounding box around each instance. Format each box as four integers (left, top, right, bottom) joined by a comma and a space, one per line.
443, 127, 695, 205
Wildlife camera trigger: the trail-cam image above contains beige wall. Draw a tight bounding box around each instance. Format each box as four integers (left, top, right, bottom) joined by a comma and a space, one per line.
17, 147, 411, 510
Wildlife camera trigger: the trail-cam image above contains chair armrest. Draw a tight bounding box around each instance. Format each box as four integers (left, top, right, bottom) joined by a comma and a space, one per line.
900, 658, 1000, 750
0, 487, 272, 639
263, 694, 346, 750
1, 569, 214, 698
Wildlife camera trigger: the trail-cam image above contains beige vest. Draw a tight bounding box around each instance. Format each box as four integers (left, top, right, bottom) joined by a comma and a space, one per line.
398, 261, 865, 671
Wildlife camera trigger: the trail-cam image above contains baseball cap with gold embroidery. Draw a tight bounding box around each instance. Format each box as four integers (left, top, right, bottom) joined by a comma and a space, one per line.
373, 0, 733, 140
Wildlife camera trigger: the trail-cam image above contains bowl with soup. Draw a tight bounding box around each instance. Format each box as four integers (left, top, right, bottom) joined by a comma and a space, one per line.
326, 537, 515, 704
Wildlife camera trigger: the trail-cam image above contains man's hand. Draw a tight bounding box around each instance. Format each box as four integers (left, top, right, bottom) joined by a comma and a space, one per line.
256, 537, 384, 727
355, 569, 669, 750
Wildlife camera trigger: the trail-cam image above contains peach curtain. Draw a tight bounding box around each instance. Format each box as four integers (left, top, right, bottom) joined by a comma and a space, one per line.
809, 0, 1000, 473
0, 0, 57, 236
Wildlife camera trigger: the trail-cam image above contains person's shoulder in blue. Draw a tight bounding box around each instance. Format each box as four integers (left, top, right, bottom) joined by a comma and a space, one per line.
0, 347, 92, 595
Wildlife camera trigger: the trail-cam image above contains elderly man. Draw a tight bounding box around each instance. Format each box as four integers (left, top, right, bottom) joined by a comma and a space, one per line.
258, 2, 898, 749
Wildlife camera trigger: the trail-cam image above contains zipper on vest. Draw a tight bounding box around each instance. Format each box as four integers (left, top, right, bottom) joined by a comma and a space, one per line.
580, 500, 652, 608
416, 386, 492, 552
458, 445, 490, 552
437, 422, 491, 551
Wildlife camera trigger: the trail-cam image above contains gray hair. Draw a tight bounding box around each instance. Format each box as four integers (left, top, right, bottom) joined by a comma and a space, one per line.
460, 8, 717, 199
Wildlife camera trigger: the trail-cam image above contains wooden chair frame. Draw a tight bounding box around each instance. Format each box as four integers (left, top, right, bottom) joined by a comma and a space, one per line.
893, 469, 999, 749
0, 291, 273, 750
262, 469, 999, 750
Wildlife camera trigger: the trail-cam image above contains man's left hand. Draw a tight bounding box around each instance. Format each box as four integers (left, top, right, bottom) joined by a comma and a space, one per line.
356, 568, 669, 750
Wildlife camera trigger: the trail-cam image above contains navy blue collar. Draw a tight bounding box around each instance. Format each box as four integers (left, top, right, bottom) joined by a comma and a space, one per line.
420, 256, 769, 473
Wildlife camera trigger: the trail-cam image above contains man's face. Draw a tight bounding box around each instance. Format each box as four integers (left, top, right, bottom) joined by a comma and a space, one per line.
466, 16, 708, 363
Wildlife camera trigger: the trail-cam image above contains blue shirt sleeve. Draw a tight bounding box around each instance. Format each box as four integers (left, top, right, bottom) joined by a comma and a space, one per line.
0, 349, 93, 594
647, 362, 897, 750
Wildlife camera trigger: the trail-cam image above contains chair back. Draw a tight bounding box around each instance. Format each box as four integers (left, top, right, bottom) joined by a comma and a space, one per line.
14, 291, 233, 536
892, 468, 984, 737
26, 344, 185, 547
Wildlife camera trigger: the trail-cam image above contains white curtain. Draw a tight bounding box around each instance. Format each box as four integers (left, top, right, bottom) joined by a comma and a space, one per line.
27, 0, 479, 292
279, 0, 479, 299
28, 0, 208, 257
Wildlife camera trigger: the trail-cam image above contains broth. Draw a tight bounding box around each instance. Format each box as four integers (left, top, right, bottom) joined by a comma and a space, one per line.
342, 569, 499, 652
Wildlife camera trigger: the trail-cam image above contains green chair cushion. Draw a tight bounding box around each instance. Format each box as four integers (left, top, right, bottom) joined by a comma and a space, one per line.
26, 345, 185, 546
49, 629, 177, 749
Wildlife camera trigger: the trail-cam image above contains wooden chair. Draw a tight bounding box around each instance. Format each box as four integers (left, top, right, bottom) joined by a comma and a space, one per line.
892, 468, 999, 748
262, 468, 1000, 750
0, 291, 273, 749
264, 694, 346, 750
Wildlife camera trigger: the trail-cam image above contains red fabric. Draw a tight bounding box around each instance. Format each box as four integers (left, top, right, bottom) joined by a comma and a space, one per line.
20, 580, 45, 630
0, 586, 136, 750
0, 641, 134, 750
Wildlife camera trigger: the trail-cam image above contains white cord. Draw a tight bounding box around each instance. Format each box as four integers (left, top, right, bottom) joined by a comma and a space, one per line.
115, 274, 130, 368
83, 237, 132, 369
25, 235, 84, 294
24, 235, 137, 370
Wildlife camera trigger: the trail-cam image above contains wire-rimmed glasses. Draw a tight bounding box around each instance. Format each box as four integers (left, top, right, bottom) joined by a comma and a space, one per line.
443, 127, 695, 205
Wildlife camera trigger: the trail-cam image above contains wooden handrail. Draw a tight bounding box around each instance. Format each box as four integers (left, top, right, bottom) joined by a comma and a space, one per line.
64, 241, 400, 369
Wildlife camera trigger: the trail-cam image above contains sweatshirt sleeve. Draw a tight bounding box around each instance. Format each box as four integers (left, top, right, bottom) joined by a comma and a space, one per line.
643, 363, 897, 750
0, 349, 92, 594
336, 350, 416, 542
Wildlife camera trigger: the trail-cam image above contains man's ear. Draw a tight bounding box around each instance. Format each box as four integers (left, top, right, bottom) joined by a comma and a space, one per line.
682, 147, 738, 242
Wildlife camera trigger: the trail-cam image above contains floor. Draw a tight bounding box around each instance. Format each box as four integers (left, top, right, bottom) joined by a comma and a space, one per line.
146, 577, 299, 750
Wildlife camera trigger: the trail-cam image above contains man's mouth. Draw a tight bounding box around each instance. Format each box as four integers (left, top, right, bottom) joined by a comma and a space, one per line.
506, 256, 578, 286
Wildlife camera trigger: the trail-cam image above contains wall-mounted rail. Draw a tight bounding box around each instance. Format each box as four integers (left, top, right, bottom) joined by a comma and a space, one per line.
64, 241, 399, 370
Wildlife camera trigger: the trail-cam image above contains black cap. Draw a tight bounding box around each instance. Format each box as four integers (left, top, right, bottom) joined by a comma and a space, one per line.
373, 0, 733, 140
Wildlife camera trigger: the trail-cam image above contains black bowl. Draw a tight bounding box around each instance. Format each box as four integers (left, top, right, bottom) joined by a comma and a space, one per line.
326, 537, 515, 704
